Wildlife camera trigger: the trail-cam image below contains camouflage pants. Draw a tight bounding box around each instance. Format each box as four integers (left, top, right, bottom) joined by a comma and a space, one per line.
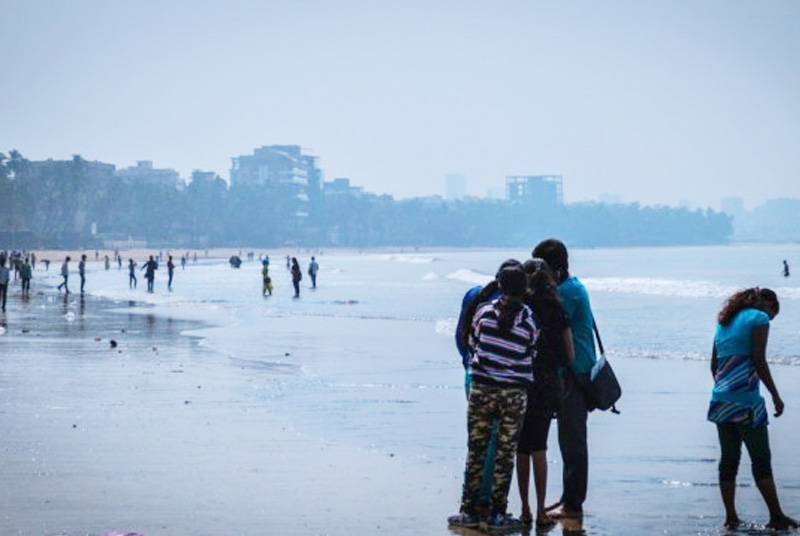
460, 383, 527, 515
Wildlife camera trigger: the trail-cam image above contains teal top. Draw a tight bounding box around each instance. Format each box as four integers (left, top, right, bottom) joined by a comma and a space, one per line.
714, 308, 770, 358
708, 308, 770, 426
558, 276, 597, 375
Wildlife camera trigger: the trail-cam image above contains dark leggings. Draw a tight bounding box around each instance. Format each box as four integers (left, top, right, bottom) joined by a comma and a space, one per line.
717, 422, 773, 482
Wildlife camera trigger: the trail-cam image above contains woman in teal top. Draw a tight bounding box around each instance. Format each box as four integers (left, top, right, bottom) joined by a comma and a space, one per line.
709, 287, 797, 530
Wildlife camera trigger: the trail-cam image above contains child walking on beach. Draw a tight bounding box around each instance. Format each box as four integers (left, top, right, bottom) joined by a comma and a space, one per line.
449, 265, 538, 531
708, 287, 798, 530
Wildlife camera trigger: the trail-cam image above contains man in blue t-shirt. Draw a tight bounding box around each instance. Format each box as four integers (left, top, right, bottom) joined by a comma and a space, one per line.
532, 239, 597, 521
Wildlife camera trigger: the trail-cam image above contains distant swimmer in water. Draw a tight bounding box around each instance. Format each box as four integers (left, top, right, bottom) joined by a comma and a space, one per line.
782, 260, 789, 277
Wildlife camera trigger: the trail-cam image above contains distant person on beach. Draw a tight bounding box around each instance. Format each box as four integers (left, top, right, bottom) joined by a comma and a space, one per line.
290, 257, 302, 298
104, 255, 110, 270
11, 251, 21, 281
308, 256, 319, 288
78, 254, 87, 293
782, 260, 789, 277
516, 258, 575, 529
20, 257, 32, 298
0, 255, 9, 312
532, 238, 597, 522
142, 256, 158, 293
262, 260, 273, 296
181, 255, 186, 270
167, 255, 175, 291
128, 259, 137, 289
449, 265, 538, 531
30, 252, 36, 270
57, 256, 70, 293
708, 287, 798, 530
44, 259, 50, 271
286, 255, 291, 270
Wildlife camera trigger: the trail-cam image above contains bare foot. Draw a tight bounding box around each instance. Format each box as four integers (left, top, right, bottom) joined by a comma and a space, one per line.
536, 513, 557, 529
520, 507, 533, 526
767, 513, 799, 530
723, 516, 740, 530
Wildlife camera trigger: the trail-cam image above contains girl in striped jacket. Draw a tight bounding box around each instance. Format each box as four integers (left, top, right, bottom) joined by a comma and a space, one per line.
449, 264, 539, 531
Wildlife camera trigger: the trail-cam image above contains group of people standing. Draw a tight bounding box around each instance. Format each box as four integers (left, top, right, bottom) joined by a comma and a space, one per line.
263, 255, 319, 298
450, 238, 797, 532
450, 238, 594, 531
127, 255, 175, 292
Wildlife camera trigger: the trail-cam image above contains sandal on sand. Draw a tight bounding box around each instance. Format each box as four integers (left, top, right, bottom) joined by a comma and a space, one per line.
521, 508, 533, 526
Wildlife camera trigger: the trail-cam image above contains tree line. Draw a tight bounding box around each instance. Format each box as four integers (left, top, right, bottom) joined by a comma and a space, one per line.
0, 150, 732, 249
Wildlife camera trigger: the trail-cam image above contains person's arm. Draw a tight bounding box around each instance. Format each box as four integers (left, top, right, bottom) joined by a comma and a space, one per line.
752, 324, 784, 417
558, 326, 576, 365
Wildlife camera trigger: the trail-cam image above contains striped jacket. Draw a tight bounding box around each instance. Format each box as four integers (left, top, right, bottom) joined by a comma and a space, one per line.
469, 298, 538, 387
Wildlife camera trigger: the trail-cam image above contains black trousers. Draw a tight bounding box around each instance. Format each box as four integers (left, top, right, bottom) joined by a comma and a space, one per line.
557, 372, 589, 512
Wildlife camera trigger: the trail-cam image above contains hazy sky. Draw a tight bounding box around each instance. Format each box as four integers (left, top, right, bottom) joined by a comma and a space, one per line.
2, 1, 798, 209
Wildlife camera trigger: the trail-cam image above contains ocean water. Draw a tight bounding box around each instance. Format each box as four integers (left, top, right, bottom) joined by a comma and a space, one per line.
32, 244, 800, 534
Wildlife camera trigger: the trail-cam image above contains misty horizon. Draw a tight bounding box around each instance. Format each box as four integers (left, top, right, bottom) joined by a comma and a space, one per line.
2, 1, 798, 211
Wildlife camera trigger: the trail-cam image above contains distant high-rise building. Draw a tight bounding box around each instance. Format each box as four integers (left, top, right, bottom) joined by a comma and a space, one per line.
116, 160, 181, 188
190, 170, 218, 184
445, 173, 466, 200
506, 175, 563, 206
230, 145, 322, 220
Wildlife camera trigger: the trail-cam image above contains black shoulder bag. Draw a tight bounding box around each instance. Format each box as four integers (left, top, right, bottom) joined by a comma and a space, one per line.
584, 320, 622, 414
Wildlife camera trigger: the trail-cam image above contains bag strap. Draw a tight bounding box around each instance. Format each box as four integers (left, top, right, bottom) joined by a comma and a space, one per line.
592, 318, 605, 356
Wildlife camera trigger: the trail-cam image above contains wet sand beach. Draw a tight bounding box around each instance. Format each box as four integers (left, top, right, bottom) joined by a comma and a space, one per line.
0, 289, 452, 536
